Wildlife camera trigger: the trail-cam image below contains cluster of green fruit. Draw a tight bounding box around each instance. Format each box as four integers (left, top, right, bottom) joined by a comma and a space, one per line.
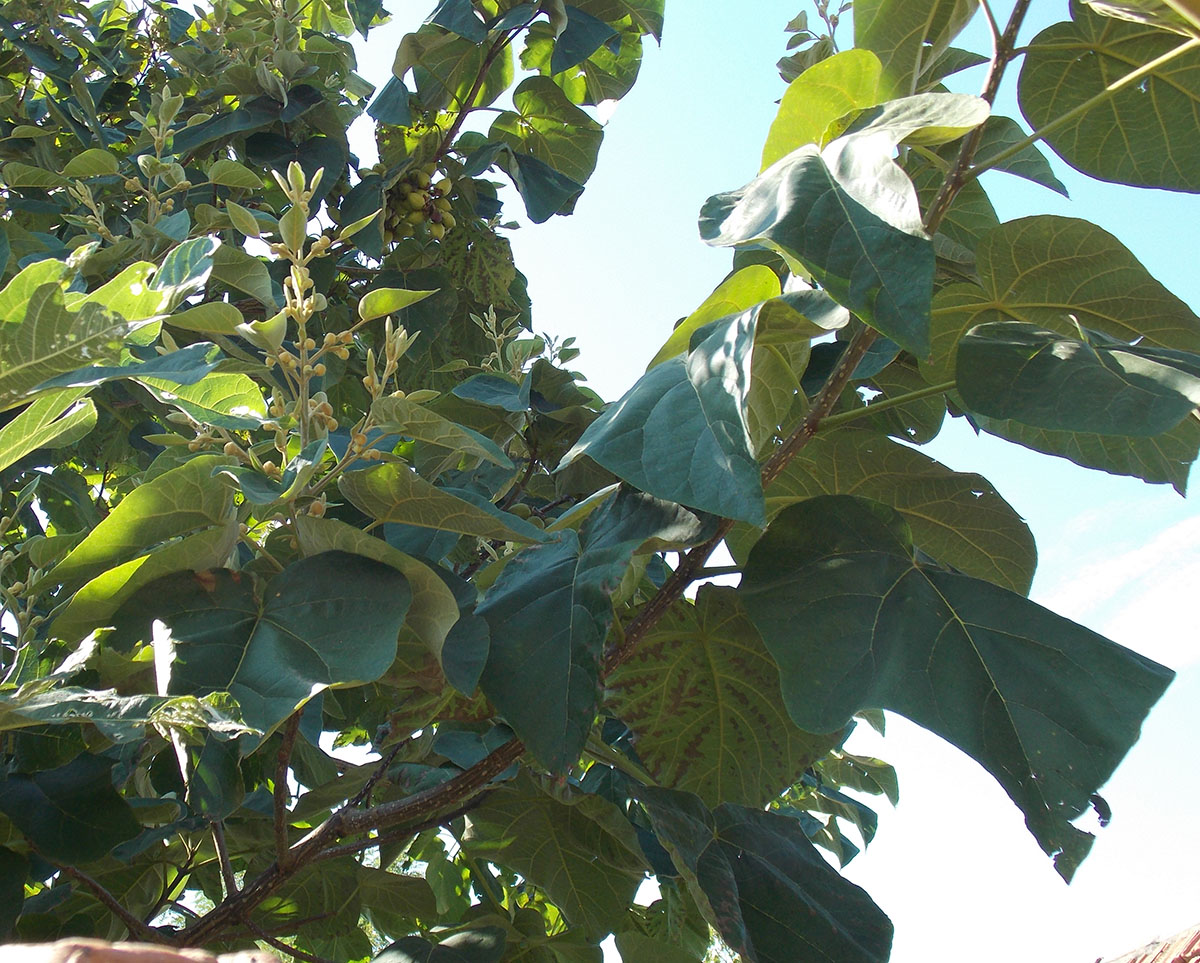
381, 163, 456, 245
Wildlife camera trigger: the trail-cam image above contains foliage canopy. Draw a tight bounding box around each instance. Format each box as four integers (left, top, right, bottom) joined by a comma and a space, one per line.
0, 0, 1193, 961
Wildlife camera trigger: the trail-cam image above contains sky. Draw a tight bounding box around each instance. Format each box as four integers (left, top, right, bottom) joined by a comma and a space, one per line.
352, 3, 1200, 961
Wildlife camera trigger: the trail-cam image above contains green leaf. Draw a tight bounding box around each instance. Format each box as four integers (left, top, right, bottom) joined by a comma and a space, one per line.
853, 0, 976, 96
762, 49, 883, 169
451, 372, 531, 411
966, 115, 1068, 196
841, 91, 989, 147
358, 286, 437, 322
0, 682, 254, 743
294, 515, 461, 656
150, 236, 221, 298
50, 523, 238, 646
34, 342, 221, 392
560, 308, 764, 525
0, 389, 96, 474
700, 136, 934, 356
411, 25, 514, 111
47, 455, 235, 589
375, 928, 506, 963
640, 789, 893, 963
167, 301, 245, 336
738, 495, 1175, 881
61, 148, 120, 178
0, 753, 140, 864
958, 321, 1200, 435
338, 463, 545, 542
490, 76, 603, 185
0, 284, 146, 411
206, 158, 265, 189
462, 773, 647, 938
551, 7, 616, 75
139, 371, 267, 430
0, 846, 27, 937
370, 396, 513, 467
111, 551, 410, 737
612, 933, 701, 963
480, 490, 706, 770
924, 215, 1200, 387
210, 244, 278, 308
1085, 0, 1200, 34
648, 265, 779, 368
2, 161, 66, 188
728, 426, 1037, 594
1019, 2, 1200, 191
501, 149, 587, 222
964, 412, 1200, 493
570, 0, 664, 41
607, 585, 840, 807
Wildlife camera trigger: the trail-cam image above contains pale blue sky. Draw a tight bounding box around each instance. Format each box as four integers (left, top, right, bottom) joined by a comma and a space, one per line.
353, 4, 1200, 960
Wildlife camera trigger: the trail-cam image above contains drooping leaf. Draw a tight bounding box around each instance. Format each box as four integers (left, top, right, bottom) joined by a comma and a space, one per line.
479, 490, 706, 770
841, 91, 989, 147
738, 495, 1175, 881
551, 7, 617, 75
490, 76, 603, 185
462, 773, 647, 938
569, 0, 663, 40
700, 134, 934, 356
451, 372, 531, 411
294, 515, 461, 656
966, 115, 1068, 195
338, 463, 545, 542
640, 788, 893, 963
428, 0, 488, 42
762, 49, 884, 168
0, 389, 96, 474
110, 551, 411, 737
607, 585, 841, 807
958, 321, 1200, 435
47, 455, 235, 589
1019, 2, 1200, 191
33, 343, 221, 392
560, 308, 764, 525
411, 25, 514, 111
728, 426, 1037, 594
853, 0, 976, 96
210, 244, 278, 308
358, 287, 437, 322
0, 753, 140, 864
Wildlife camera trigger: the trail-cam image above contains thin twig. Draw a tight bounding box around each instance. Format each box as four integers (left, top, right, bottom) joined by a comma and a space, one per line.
60, 864, 171, 944
274, 712, 302, 868
346, 741, 406, 810
245, 920, 338, 963
212, 820, 239, 897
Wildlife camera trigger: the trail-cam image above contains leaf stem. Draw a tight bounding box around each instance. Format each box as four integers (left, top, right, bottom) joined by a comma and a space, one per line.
212, 819, 239, 897
820, 380, 956, 430
967, 34, 1200, 183
585, 734, 659, 786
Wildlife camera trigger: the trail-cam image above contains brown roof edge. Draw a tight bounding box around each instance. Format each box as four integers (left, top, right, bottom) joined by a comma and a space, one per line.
1100, 923, 1200, 963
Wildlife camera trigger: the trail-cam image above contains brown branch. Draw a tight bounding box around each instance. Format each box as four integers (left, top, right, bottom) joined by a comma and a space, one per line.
274, 712, 302, 869
922, 0, 1032, 235
59, 864, 172, 945
344, 741, 405, 811
314, 798, 488, 863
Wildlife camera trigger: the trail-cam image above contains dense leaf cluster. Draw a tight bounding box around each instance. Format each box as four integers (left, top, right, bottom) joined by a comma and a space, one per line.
0, 1, 1193, 961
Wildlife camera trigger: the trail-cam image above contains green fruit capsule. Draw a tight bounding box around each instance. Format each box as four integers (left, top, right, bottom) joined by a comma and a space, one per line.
433, 177, 452, 194
440, 212, 456, 229
435, 197, 452, 213
429, 222, 446, 240
413, 170, 431, 188
407, 192, 427, 210
406, 209, 427, 225
509, 503, 533, 519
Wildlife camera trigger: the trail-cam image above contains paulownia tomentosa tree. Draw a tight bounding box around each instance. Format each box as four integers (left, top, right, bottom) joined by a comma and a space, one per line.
0, 0, 1194, 959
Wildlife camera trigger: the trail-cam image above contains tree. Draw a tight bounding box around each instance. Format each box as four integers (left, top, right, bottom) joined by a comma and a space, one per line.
0, 0, 1193, 960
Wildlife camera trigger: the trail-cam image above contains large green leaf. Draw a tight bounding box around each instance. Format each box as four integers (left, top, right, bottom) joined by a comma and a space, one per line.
728, 426, 1037, 594
841, 91, 989, 147
46, 455, 234, 589
138, 370, 267, 430
370, 396, 513, 467
700, 135, 934, 356
479, 491, 706, 770
607, 586, 839, 808
966, 410, 1200, 494
0, 284, 146, 412
294, 515, 461, 655
738, 495, 1175, 881
0, 846, 26, 937
570, 0, 664, 40
461, 773, 647, 939
33, 342, 221, 392
853, 0, 976, 96
1085, 0, 1200, 34
339, 463, 544, 542
490, 76, 603, 185
924, 215, 1200, 386
560, 308, 764, 525
640, 789, 893, 963
958, 321, 1200, 435
0, 388, 95, 474
648, 265, 779, 368
0, 753, 140, 864
761, 49, 883, 168
1019, 2, 1200, 191
0, 682, 254, 742
210, 244, 278, 308
110, 551, 410, 737
411, 25, 514, 111
965, 115, 1068, 196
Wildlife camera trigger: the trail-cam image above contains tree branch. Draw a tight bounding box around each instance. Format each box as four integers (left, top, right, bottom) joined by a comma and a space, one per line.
245, 920, 338, 963
212, 820, 239, 897
59, 864, 170, 945
274, 712, 302, 869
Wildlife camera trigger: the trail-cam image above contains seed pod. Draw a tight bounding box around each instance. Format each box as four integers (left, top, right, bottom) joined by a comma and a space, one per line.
429, 222, 445, 240
407, 192, 427, 210
440, 212, 456, 230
